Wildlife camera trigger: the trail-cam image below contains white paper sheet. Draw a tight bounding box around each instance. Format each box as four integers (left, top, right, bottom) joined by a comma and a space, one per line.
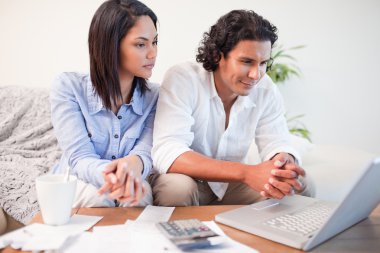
59, 220, 259, 253
134, 205, 175, 222
0, 214, 103, 251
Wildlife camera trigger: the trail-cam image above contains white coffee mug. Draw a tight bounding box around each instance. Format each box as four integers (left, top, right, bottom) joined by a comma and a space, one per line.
35, 174, 77, 226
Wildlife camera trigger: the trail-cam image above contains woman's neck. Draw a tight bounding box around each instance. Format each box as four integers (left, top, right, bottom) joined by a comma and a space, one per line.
111, 73, 134, 114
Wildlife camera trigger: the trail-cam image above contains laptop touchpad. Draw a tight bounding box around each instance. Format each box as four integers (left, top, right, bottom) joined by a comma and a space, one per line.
251, 199, 290, 213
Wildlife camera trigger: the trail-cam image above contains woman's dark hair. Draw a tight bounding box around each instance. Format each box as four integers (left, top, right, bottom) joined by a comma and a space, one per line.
88, 0, 157, 110
196, 10, 278, 72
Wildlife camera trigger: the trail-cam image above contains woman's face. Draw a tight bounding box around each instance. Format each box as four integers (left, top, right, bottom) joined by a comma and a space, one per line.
119, 15, 158, 80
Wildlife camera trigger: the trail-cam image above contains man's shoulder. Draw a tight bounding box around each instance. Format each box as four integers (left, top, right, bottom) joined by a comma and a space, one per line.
165, 61, 209, 80
145, 81, 160, 98
256, 74, 277, 90
163, 61, 210, 90
250, 74, 279, 97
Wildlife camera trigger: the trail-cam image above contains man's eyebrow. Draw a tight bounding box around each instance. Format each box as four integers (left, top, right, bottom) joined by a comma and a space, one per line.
238, 57, 271, 62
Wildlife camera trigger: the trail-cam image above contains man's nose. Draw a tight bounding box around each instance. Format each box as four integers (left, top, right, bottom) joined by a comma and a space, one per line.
248, 65, 260, 80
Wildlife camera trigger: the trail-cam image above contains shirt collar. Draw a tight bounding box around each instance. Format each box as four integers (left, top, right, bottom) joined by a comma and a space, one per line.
208, 71, 256, 109
208, 72, 219, 99
87, 78, 144, 116
129, 83, 143, 116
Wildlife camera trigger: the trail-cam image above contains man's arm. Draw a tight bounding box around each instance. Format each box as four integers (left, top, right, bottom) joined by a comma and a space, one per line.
153, 66, 302, 199
169, 151, 303, 199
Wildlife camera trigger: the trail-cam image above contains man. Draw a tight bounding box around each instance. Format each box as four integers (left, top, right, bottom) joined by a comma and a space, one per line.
151, 10, 314, 206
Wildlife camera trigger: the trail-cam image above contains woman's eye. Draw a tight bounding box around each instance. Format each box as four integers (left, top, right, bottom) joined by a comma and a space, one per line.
136, 43, 145, 48
153, 40, 158, 46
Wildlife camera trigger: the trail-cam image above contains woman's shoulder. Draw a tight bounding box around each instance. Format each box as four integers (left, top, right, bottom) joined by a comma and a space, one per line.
52, 72, 90, 92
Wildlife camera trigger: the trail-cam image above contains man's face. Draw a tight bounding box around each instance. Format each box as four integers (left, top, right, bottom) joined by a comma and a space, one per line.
215, 40, 272, 99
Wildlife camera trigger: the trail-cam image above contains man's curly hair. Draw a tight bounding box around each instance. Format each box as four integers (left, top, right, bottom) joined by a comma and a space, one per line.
196, 10, 278, 72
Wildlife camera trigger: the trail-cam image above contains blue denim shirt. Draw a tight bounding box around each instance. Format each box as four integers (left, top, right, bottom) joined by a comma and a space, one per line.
50, 72, 158, 188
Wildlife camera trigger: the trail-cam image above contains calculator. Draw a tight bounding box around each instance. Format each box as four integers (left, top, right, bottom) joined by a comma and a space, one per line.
156, 219, 224, 251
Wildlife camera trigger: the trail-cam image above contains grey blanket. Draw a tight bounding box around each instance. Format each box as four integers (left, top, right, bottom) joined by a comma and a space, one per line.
0, 86, 62, 224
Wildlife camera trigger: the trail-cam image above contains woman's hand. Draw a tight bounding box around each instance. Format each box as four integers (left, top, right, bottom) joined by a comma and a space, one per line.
97, 155, 146, 206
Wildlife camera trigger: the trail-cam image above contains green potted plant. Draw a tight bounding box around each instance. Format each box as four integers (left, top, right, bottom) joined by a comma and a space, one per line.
267, 45, 311, 141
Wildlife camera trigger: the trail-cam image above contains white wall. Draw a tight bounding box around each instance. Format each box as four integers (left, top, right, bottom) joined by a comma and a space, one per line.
1, 0, 379, 154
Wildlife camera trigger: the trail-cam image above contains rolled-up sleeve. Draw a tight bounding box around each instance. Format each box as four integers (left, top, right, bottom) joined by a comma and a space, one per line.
152, 69, 196, 174
50, 74, 110, 188
255, 84, 301, 164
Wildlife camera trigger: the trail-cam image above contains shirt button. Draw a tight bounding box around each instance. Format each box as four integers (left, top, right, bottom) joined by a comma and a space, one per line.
111, 156, 116, 159
117, 115, 122, 119
114, 134, 119, 139
88, 133, 92, 138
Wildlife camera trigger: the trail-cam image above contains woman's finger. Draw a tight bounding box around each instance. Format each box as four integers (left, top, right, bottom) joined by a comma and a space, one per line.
97, 181, 112, 195
103, 159, 118, 174
130, 177, 143, 206
109, 185, 125, 199
114, 162, 129, 187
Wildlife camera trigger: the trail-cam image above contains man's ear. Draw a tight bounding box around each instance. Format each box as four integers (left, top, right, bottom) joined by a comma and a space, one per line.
217, 52, 225, 67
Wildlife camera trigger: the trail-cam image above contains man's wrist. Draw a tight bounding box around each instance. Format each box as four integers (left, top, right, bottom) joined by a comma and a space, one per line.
270, 152, 296, 164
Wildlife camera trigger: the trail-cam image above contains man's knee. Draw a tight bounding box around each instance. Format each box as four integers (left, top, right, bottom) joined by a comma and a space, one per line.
150, 173, 199, 206
219, 182, 263, 205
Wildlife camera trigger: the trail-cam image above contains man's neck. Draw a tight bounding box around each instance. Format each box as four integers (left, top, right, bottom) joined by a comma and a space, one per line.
213, 71, 238, 111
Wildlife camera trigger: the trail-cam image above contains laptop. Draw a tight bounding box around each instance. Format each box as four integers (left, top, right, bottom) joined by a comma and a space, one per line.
215, 157, 380, 251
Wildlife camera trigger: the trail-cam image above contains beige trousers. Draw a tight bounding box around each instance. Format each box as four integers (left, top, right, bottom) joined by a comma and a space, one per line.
73, 179, 153, 208
149, 173, 315, 206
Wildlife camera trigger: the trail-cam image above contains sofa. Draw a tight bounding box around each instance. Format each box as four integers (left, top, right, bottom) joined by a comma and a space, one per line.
0, 86, 62, 235
0, 86, 377, 235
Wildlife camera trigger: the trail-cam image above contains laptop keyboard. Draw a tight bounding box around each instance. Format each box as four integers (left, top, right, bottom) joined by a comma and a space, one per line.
263, 202, 334, 236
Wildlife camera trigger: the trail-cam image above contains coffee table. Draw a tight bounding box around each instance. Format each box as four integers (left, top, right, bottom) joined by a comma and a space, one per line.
3, 204, 380, 252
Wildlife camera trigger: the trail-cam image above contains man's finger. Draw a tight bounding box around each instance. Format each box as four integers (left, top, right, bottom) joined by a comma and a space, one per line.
269, 177, 293, 196
281, 163, 306, 177
271, 169, 298, 178
282, 178, 304, 191
273, 153, 288, 168
264, 183, 285, 199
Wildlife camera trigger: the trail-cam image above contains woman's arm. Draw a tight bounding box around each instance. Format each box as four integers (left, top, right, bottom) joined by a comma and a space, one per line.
50, 73, 111, 188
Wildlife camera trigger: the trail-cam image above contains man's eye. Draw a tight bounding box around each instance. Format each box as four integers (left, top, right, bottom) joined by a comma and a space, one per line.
241, 60, 252, 64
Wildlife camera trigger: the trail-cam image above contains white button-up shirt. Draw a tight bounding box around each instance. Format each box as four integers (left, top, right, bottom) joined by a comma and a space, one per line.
152, 62, 300, 199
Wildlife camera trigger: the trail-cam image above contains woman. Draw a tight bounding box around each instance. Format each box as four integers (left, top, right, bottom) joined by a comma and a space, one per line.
50, 0, 158, 207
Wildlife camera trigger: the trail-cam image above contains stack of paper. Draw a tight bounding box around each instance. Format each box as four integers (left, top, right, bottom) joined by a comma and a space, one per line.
0, 206, 259, 252
0, 214, 103, 251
